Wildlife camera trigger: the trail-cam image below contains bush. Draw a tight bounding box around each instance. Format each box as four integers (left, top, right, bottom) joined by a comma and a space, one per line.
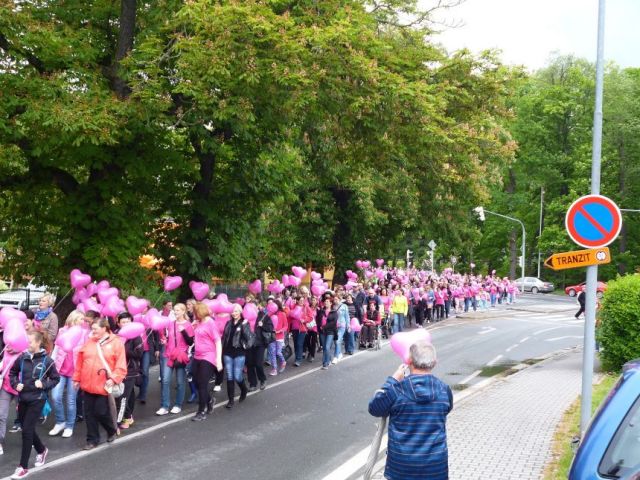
597, 274, 640, 371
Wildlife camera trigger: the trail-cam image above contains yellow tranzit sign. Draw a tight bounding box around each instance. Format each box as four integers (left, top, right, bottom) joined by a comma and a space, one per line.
544, 247, 611, 271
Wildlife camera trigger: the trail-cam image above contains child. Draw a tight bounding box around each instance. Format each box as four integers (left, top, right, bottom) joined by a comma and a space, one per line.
9, 331, 60, 479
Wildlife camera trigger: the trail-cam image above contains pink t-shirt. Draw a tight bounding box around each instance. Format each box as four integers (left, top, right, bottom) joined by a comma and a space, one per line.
194, 318, 220, 366
165, 320, 194, 360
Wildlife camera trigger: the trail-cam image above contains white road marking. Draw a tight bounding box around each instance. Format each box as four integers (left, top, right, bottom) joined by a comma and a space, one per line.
478, 326, 497, 335
505, 344, 519, 353
546, 335, 583, 342
533, 326, 564, 335
459, 370, 482, 385
487, 354, 503, 366
519, 337, 530, 343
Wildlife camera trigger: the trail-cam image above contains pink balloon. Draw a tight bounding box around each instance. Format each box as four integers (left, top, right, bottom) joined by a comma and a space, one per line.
355, 260, 363, 269
151, 315, 171, 332
292, 266, 307, 279
310, 272, 322, 281
72, 288, 89, 305
102, 296, 125, 317
270, 314, 279, 331
243, 303, 258, 330
365, 270, 374, 279
248, 280, 262, 295
216, 293, 228, 302
289, 276, 302, 287
126, 296, 149, 316
376, 269, 385, 281
163, 276, 183, 292
234, 298, 246, 307
82, 298, 102, 314
290, 306, 303, 320
362, 261, 371, 269
85, 283, 98, 297
390, 329, 432, 363
376, 259, 385, 267
282, 275, 291, 287
117, 322, 145, 340
134, 314, 148, 328
96, 280, 110, 290
350, 317, 361, 333
190, 282, 210, 301
70, 269, 92, 289
201, 299, 216, 315
97, 287, 119, 305
311, 285, 324, 297
56, 325, 83, 353
214, 314, 230, 336
4, 317, 28, 352
0, 307, 27, 329
266, 303, 278, 315
267, 281, 284, 294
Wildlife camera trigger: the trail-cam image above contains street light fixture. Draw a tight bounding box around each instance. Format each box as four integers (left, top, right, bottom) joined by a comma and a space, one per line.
474, 206, 526, 293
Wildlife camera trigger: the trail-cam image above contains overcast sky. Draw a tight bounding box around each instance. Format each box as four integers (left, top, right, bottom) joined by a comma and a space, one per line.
424, 0, 640, 71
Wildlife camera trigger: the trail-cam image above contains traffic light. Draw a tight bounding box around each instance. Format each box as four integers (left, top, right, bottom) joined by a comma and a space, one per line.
406, 249, 414, 267
474, 206, 485, 221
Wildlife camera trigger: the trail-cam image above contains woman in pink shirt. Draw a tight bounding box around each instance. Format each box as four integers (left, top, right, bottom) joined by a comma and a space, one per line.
157, 303, 194, 416
191, 303, 222, 422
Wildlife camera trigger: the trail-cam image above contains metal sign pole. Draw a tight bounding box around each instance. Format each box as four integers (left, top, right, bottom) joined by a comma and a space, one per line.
580, 0, 606, 437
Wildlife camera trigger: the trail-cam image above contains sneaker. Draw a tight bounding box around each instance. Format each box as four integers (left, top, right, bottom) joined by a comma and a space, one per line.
118, 422, 130, 430
62, 428, 74, 438
308, 356, 314, 362
248, 386, 257, 392
11, 467, 29, 479
9, 425, 21, 433
0, 444, 3, 455
321, 365, 329, 370
170, 406, 182, 414
155, 408, 169, 416
337, 354, 343, 361
259, 381, 266, 391
293, 361, 300, 367
269, 369, 277, 376
34, 448, 48, 467
213, 385, 221, 392
278, 362, 286, 374
191, 412, 206, 422
83, 443, 97, 451
125, 417, 134, 426
331, 357, 337, 365
49, 424, 65, 436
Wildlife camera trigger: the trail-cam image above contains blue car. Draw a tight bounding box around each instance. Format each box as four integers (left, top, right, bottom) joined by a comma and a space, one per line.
569, 359, 640, 479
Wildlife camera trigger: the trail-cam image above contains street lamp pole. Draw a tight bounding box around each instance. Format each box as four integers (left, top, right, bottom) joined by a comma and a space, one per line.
474, 207, 526, 293
537, 186, 545, 278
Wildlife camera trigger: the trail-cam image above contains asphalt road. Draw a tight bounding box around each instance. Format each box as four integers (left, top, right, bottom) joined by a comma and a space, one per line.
0, 294, 583, 480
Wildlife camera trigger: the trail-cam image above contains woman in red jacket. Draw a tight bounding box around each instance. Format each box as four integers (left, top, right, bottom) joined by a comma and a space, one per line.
72, 318, 127, 450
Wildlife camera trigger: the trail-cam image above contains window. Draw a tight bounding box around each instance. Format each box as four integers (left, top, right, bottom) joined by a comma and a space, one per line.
599, 396, 640, 477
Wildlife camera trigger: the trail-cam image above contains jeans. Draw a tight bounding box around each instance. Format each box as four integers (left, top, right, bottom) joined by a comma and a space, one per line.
392, 313, 405, 334
464, 298, 470, 312
490, 293, 497, 306
335, 328, 345, 357
52, 375, 78, 429
223, 355, 246, 383
158, 344, 167, 382
139, 350, 151, 400
0, 389, 16, 444
292, 331, 306, 363
322, 333, 335, 367
345, 331, 355, 354
161, 363, 186, 409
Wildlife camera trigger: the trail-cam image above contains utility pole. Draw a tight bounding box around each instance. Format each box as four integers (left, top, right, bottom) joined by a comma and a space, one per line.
537, 186, 545, 278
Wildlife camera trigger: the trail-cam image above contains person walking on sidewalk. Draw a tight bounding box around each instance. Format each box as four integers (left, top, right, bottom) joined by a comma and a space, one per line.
575, 290, 586, 319
368, 340, 452, 480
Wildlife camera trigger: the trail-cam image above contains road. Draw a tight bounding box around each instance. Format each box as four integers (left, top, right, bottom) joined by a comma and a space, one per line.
0, 294, 583, 480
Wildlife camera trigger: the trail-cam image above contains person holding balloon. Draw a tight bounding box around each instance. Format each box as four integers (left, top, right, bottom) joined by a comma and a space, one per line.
289, 297, 307, 367
246, 302, 272, 392
222, 305, 254, 409
158, 303, 194, 415
49, 310, 85, 439
9, 330, 59, 479
303, 296, 319, 362
114, 312, 143, 430
191, 303, 222, 421
267, 301, 288, 376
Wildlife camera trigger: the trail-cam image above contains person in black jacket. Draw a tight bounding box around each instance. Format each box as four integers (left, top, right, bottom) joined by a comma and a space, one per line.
575, 291, 586, 319
320, 296, 339, 370
9, 331, 59, 477
246, 305, 273, 392
115, 313, 143, 430
221, 305, 254, 409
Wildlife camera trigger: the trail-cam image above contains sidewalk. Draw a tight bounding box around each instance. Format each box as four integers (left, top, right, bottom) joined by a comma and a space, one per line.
368, 348, 584, 480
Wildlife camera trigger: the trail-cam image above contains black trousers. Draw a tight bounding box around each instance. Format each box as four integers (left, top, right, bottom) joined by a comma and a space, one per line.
304, 331, 318, 358
84, 392, 116, 445
18, 399, 46, 469
192, 359, 216, 414
116, 377, 136, 422
246, 345, 267, 387
434, 305, 444, 320
575, 306, 585, 318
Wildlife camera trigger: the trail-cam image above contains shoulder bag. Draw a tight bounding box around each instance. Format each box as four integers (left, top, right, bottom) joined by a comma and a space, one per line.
96, 340, 125, 398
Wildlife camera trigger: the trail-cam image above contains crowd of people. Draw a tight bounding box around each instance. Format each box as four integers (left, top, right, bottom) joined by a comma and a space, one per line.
0, 266, 518, 478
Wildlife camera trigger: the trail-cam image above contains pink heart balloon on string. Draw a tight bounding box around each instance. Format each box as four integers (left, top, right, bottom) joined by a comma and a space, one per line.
102, 296, 125, 317
355, 260, 363, 269
72, 288, 89, 305
290, 306, 303, 320
390, 329, 432, 363
163, 276, 183, 292
292, 266, 307, 279
70, 269, 92, 289
96, 280, 110, 290
214, 314, 230, 336
310, 272, 322, 281
82, 298, 102, 314
217, 294, 228, 302
266, 303, 278, 315
282, 275, 291, 287
134, 314, 148, 328
97, 287, 119, 305
289, 276, 301, 287
0, 307, 26, 329
376, 259, 385, 267
126, 296, 149, 316
86, 283, 98, 297
311, 285, 324, 297
362, 261, 371, 269
190, 282, 210, 301
4, 317, 28, 352
117, 322, 145, 340
248, 280, 262, 295
151, 315, 171, 331
201, 299, 216, 315
56, 325, 84, 353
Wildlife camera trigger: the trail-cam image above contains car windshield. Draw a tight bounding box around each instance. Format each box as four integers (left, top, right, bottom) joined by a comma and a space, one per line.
599, 396, 640, 477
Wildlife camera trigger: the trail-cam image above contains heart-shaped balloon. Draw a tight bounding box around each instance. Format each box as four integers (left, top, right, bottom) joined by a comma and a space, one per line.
190, 282, 210, 301
70, 269, 92, 289
134, 313, 148, 328
82, 298, 102, 314
390, 329, 432, 363
376, 259, 385, 267
243, 303, 258, 330
267, 281, 284, 294
97, 287, 119, 305
290, 306, 303, 320
365, 270, 374, 279
86, 283, 98, 297
282, 275, 291, 287
126, 296, 149, 316
102, 296, 125, 317
163, 276, 183, 292
362, 261, 371, 269
270, 314, 279, 331
4, 317, 28, 352
289, 276, 301, 287
72, 287, 90, 305
214, 314, 230, 336
117, 322, 145, 340
266, 303, 278, 315
0, 307, 27, 329
216, 293, 229, 302
292, 266, 307, 279
355, 260, 363, 269
201, 299, 216, 315
310, 272, 322, 281
96, 280, 111, 290
56, 325, 84, 353
311, 285, 325, 297
350, 317, 361, 333
248, 279, 262, 295
151, 315, 171, 331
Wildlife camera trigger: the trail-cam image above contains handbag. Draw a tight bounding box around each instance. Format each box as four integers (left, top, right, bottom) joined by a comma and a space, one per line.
96, 339, 125, 398
281, 334, 293, 361
171, 322, 187, 369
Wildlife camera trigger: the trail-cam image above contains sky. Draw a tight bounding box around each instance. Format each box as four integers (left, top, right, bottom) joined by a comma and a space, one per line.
423, 0, 640, 71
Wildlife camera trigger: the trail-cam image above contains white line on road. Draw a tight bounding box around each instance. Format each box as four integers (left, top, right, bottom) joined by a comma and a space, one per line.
533, 326, 564, 335
519, 337, 530, 343
487, 354, 503, 366
546, 335, 583, 342
478, 327, 497, 335
505, 344, 519, 353
459, 370, 482, 385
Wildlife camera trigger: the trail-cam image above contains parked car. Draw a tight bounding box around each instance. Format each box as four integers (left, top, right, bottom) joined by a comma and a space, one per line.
565, 281, 607, 299
513, 277, 554, 294
0, 280, 53, 310
569, 358, 640, 480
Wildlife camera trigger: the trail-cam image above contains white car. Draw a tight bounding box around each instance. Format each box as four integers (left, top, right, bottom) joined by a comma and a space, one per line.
514, 277, 554, 294
0, 280, 53, 310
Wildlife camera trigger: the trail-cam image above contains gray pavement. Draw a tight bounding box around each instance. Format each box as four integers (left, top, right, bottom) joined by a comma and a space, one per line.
367, 347, 584, 480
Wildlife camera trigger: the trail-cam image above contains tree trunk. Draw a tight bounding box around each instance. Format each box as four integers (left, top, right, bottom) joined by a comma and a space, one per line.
106, 0, 137, 98
330, 187, 354, 284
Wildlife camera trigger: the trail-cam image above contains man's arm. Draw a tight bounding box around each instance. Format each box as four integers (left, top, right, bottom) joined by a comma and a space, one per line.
369, 365, 405, 417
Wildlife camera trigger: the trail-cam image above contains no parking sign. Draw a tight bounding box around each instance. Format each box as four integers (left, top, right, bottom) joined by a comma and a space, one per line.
565, 195, 622, 248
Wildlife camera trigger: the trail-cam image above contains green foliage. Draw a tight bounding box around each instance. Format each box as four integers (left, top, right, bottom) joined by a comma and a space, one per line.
597, 275, 640, 372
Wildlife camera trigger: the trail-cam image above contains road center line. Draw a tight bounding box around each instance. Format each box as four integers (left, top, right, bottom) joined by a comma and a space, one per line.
533, 326, 564, 335
487, 354, 503, 366
459, 370, 482, 385
519, 336, 530, 343
505, 344, 519, 353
